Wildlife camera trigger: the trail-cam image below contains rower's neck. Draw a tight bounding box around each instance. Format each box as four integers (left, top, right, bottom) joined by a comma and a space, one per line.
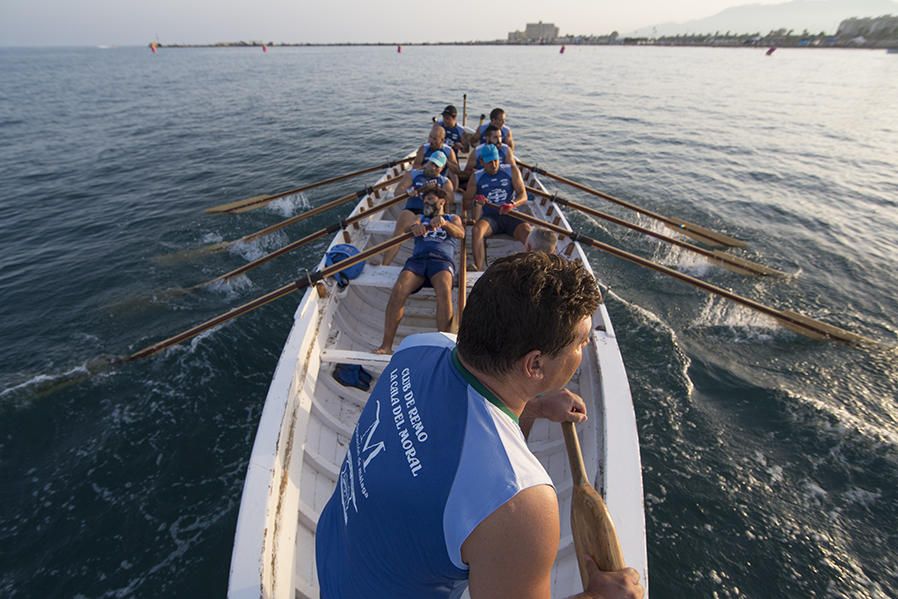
456, 352, 531, 418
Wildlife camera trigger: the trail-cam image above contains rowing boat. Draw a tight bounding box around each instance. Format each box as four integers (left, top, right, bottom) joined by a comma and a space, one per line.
227, 150, 649, 597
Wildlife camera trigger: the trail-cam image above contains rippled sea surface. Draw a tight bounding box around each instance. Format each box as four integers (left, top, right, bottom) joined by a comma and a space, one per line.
1, 45, 896, 597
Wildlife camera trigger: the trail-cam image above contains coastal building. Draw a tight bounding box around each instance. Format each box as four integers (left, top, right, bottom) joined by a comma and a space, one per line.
508, 21, 560, 43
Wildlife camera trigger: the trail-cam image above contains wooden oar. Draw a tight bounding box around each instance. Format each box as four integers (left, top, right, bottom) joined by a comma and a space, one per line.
205, 158, 413, 214
562, 421, 625, 588
196, 191, 410, 288
527, 186, 784, 277
507, 208, 874, 344
128, 232, 414, 362
518, 160, 747, 248
452, 209, 468, 333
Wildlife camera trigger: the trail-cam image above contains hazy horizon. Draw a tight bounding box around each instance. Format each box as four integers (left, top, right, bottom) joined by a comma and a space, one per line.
1, 0, 792, 47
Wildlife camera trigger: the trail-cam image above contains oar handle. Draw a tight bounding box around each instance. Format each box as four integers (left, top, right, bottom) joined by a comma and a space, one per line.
562, 421, 589, 486
129, 232, 414, 362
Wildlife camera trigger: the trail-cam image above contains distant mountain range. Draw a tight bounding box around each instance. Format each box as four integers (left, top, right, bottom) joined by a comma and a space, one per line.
628, 0, 898, 37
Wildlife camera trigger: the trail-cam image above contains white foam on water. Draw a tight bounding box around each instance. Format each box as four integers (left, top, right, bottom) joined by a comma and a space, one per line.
266, 192, 310, 217
654, 243, 713, 277
0, 364, 90, 399
842, 487, 881, 508
228, 230, 289, 262
691, 295, 782, 343
201, 232, 223, 244
206, 274, 254, 296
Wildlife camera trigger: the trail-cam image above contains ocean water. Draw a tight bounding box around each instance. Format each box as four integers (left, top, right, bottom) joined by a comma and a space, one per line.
1, 45, 896, 597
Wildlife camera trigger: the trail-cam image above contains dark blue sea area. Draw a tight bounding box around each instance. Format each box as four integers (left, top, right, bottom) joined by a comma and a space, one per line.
1, 45, 896, 597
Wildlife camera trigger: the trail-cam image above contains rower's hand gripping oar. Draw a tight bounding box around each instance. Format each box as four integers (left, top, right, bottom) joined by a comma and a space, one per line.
505, 207, 875, 345
127, 232, 414, 362
562, 421, 626, 588
518, 160, 746, 249
526, 186, 785, 277
205, 157, 413, 214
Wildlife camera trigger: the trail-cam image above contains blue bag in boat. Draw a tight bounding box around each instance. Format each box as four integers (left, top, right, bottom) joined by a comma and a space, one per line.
332, 363, 373, 391
324, 243, 366, 288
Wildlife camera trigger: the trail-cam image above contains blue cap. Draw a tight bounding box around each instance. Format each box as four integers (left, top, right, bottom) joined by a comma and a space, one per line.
480, 144, 500, 163
427, 150, 447, 169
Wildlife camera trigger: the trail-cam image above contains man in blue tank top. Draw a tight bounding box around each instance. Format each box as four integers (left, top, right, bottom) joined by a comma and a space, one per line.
462, 143, 530, 271
462, 124, 514, 177
374, 187, 464, 355
413, 125, 460, 189
437, 104, 468, 155
378, 151, 455, 267
473, 107, 514, 150
316, 252, 644, 599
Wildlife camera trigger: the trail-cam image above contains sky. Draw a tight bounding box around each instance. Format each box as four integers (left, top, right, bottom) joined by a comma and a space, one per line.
0, 0, 789, 46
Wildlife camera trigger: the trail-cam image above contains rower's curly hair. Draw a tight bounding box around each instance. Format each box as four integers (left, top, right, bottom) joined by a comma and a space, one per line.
457, 252, 601, 376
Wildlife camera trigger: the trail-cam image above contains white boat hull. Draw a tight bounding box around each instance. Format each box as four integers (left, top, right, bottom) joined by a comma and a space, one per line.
228, 156, 648, 598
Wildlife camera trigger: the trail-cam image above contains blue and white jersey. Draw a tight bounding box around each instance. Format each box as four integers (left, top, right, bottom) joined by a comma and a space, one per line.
473, 142, 511, 169
413, 216, 460, 262
406, 169, 449, 212
316, 333, 552, 599
438, 120, 466, 148
422, 143, 454, 174
477, 123, 511, 145
475, 164, 516, 206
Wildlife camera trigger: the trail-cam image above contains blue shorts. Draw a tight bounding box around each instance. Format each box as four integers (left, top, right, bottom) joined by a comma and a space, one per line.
403, 255, 455, 293
480, 207, 525, 237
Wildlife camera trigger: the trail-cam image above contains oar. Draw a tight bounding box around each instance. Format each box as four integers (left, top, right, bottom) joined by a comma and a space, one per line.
195, 191, 410, 288
127, 232, 413, 362
205, 158, 413, 214
518, 160, 747, 248
452, 209, 468, 333
527, 186, 785, 277
562, 421, 625, 588
158, 176, 405, 264
507, 208, 875, 344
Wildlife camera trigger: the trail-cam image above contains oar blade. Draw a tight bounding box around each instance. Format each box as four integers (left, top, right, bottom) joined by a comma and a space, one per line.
205, 194, 273, 214
152, 241, 231, 265
665, 217, 747, 248
571, 482, 626, 587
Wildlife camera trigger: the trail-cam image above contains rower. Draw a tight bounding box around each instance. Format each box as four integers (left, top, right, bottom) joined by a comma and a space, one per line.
472, 107, 514, 150
377, 151, 454, 266
316, 252, 644, 599
524, 227, 558, 254
463, 144, 529, 271
413, 124, 460, 190
436, 104, 468, 156
373, 188, 464, 355
462, 124, 514, 178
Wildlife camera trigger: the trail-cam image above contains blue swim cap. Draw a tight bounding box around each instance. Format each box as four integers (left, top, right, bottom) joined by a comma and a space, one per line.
479, 144, 500, 163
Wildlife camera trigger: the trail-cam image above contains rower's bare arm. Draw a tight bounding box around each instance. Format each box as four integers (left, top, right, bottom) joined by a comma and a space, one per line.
462, 149, 477, 175
463, 172, 477, 208
463, 485, 559, 599
443, 215, 465, 239
505, 128, 515, 150
505, 145, 516, 166
393, 172, 412, 196
447, 148, 461, 175
411, 145, 425, 169
511, 163, 528, 206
